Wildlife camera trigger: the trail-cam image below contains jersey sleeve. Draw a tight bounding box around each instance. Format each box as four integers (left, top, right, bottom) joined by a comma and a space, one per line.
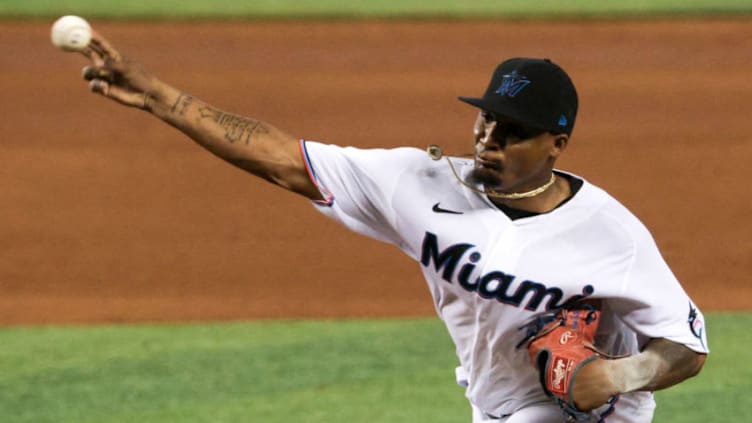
300, 140, 422, 246
609, 222, 709, 354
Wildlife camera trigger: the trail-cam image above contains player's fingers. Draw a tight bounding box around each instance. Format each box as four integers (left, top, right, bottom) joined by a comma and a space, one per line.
107, 85, 146, 108
82, 66, 115, 82
79, 46, 105, 67
89, 30, 122, 61
89, 79, 147, 109
89, 79, 110, 95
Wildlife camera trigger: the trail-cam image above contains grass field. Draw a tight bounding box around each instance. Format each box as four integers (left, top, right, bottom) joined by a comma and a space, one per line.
0, 313, 748, 422
2, 0, 752, 19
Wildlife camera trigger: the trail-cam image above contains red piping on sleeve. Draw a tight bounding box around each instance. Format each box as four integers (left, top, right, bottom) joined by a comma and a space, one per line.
299, 139, 334, 206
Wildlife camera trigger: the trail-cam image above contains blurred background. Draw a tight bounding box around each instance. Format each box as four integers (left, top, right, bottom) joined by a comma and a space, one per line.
1, 2, 750, 325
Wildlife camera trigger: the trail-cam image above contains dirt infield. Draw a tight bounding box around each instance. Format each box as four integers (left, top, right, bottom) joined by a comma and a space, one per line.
0, 19, 749, 324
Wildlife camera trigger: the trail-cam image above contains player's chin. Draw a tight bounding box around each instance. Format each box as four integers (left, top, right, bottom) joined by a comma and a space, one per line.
468, 167, 504, 188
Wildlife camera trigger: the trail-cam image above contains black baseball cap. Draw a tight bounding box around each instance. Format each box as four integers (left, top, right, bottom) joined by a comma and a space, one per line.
458, 58, 578, 135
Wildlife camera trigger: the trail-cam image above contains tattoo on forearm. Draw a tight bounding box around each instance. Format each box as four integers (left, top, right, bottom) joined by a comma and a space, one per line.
171, 93, 193, 116
198, 106, 269, 145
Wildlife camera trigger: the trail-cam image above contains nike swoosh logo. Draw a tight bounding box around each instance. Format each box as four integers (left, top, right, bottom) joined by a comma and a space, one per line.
432, 203, 463, 215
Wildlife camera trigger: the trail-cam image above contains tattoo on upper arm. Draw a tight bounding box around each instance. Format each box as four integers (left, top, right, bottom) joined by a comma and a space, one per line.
171, 93, 193, 116
198, 106, 269, 145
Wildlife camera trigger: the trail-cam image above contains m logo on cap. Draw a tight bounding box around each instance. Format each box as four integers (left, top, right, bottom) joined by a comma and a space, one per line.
495, 70, 531, 98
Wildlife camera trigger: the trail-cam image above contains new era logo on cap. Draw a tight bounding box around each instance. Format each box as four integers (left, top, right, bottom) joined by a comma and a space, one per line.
495, 70, 531, 98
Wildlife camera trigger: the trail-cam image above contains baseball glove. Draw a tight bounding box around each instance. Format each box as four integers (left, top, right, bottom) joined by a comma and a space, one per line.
517, 305, 610, 421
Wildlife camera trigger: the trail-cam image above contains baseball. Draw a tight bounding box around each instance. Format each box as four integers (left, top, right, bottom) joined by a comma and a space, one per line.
51, 15, 92, 52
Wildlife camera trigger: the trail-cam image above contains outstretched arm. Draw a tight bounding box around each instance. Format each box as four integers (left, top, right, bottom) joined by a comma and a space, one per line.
79, 31, 323, 201
572, 338, 706, 410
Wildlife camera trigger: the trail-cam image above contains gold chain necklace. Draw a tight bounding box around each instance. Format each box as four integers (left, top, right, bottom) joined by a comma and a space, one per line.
428, 144, 557, 200
484, 173, 556, 199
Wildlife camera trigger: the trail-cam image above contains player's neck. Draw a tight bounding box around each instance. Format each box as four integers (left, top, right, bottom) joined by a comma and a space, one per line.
489, 173, 572, 214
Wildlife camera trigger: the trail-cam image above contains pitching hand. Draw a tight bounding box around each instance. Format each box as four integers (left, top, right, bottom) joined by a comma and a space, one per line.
80, 31, 158, 110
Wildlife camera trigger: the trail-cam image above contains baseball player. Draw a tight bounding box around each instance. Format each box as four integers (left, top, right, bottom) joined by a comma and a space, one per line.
76, 32, 708, 422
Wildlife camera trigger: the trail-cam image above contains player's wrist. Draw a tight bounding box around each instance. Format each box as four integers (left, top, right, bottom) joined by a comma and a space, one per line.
570, 356, 621, 410
145, 82, 181, 117
609, 351, 661, 393
601, 357, 629, 395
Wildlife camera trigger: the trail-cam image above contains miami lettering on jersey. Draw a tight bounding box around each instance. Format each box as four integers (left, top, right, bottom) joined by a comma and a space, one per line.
420, 232, 594, 312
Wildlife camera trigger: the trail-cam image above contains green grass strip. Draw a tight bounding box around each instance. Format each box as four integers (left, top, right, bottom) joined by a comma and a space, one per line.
0, 313, 748, 422
653, 312, 751, 422
0, 319, 467, 423
2, 0, 752, 19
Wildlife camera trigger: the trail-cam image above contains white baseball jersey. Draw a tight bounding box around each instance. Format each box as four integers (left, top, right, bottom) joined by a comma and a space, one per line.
300, 140, 709, 422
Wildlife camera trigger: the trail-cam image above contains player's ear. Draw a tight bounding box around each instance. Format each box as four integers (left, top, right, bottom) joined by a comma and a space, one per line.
550, 134, 569, 158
